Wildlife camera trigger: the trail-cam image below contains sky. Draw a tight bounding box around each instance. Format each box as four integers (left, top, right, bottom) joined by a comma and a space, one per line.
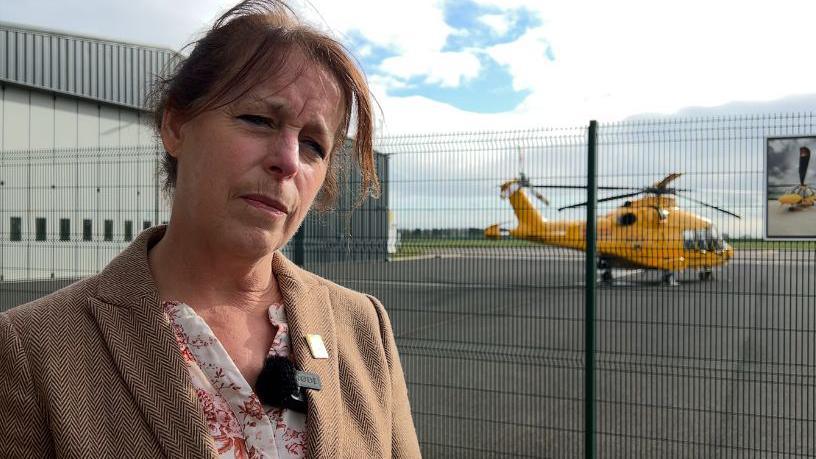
4, 0, 816, 135
4, 0, 816, 235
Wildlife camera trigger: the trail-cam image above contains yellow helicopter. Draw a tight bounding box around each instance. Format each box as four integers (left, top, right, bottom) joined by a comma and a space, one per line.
771, 146, 814, 209
485, 172, 740, 285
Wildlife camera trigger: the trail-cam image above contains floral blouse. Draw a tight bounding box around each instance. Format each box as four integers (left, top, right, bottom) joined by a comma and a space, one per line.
163, 301, 308, 458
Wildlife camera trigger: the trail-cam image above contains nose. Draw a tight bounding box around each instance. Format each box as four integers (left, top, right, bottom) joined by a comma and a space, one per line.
264, 131, 299, 178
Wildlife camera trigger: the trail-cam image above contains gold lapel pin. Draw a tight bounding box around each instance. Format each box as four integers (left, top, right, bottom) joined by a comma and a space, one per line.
306, 334, 329, 359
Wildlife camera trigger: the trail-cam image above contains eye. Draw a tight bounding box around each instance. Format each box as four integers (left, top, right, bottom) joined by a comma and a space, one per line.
300, 139, 327, 160
237, 114, 274, 127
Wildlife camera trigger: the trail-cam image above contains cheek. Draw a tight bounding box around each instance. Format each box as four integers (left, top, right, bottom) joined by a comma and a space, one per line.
303, 164, 329, 200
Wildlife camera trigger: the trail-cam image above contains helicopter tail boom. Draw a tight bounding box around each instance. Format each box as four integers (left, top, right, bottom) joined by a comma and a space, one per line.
506, 185, 549, 236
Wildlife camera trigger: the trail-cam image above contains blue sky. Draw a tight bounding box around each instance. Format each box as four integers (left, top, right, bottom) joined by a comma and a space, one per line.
376, 0, 541, 113
326, 0, 545, 113
389, 0, 540, 112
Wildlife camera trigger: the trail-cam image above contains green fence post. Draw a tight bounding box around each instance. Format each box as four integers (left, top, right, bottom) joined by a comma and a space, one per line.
585, 120, 598, 459
292, 225, 305, 266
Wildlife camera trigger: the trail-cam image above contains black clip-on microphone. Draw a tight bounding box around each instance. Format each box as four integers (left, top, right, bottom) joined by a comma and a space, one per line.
255, 355, 322, 413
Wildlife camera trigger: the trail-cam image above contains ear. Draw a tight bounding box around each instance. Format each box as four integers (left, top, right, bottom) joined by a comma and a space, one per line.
160, 106, 186, 158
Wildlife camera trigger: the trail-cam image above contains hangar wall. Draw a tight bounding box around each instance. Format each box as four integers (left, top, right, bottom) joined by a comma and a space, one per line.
1, 83, 156, 149
1, 84, 164, 281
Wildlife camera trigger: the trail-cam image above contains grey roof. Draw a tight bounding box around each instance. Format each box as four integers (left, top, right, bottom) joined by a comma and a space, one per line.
0, 22, 178, 111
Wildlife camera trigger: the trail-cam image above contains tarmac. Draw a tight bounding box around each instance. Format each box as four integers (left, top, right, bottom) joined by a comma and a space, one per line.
3, 247, 815, 457
308, 247, 816, 458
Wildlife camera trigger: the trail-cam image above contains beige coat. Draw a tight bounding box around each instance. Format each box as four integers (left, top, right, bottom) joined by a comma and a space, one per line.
0, 226, 421, 458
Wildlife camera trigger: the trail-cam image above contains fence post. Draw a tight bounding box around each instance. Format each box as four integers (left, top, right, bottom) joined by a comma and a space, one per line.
292, 225, 305, 266
585, 120, 598, 459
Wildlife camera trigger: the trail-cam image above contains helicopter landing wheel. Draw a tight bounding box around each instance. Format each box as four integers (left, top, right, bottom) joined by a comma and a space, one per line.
698, 269, 713, 281
601, 270, 613, 284
662, 271, 679, 286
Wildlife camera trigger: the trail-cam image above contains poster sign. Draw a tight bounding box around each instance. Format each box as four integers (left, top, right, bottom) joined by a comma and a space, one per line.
766, 136, 816, 239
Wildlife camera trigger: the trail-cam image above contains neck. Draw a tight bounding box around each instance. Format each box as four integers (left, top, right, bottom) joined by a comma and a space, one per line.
148, 223, 281, 315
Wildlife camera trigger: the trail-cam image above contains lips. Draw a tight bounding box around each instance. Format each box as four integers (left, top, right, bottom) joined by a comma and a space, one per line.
241, 194, 290, 215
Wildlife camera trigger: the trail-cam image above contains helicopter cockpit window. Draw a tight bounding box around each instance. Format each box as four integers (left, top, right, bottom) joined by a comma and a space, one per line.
685, 227, 725, 251
707, 226, 725, 251
695, 229, 707, 251
683, 230, 695, 250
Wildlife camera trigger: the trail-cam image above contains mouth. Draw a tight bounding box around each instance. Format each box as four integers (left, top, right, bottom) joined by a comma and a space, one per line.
240, 194, 290, 216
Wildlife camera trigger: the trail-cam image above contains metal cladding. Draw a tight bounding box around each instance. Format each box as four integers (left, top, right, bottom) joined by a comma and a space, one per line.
0, 22, 176, 110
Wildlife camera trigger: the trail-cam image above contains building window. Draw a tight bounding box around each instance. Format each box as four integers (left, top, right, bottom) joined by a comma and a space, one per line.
142, 220, 152, 230
83, 219, 92, 241
35, 218, 46, 241
104, 220, 113, 241
124, 220, 133, 241
10, 217, 22, 241
60, 218, 71, 241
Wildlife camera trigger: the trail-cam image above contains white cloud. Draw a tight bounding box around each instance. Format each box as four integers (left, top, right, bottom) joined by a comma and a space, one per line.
379, 51, 482, 88
293, 0, 452, 54
485, 26, 552, 93
478, 13, 512, 36
460, 0, 816, 126
2, 0, 228, 51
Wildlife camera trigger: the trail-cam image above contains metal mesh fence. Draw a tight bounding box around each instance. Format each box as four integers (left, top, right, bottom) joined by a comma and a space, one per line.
311, 127, 592, 457
593, 115, 816, 457
2, 113, 815, 457
0, 145, 170, 306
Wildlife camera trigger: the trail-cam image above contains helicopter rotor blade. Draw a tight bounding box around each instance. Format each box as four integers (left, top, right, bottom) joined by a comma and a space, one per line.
557, 191, 643, 211
654, 173, 683, 190
676, 194, 741, 219
530, 185, 641, 190
531, 190, 550, 206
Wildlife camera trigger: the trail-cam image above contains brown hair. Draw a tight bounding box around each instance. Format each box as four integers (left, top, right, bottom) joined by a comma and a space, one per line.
149, 0, 379, 210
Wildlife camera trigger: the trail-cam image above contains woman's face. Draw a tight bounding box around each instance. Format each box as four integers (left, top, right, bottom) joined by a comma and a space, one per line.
162, 51, 344, 257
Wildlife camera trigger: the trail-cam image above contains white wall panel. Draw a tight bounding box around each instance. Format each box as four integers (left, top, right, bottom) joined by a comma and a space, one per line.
119, 110, 140, 144
99, 104, 120, 146
54, 96, 78, 147
76, 99, 100, 147
2, 85, 29, 149
29, 91, 54, 149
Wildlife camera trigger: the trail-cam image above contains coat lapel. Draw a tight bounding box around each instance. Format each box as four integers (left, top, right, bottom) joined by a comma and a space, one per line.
88, 227, 216, 459
273, 253, 341, 459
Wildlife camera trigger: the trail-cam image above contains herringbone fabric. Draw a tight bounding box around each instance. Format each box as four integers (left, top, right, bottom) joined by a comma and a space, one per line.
0, 226, 421, 458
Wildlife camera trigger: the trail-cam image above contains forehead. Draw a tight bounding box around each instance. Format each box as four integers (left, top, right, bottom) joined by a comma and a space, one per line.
234, 52, 344, 115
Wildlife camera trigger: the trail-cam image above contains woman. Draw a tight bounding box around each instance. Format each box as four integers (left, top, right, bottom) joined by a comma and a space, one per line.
0, 1, 420, 458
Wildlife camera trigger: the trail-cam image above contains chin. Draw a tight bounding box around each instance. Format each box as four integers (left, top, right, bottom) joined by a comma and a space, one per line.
225, 225, 287, 258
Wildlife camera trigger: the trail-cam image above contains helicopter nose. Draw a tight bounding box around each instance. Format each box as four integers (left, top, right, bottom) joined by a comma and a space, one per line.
722, 243, 733, 260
